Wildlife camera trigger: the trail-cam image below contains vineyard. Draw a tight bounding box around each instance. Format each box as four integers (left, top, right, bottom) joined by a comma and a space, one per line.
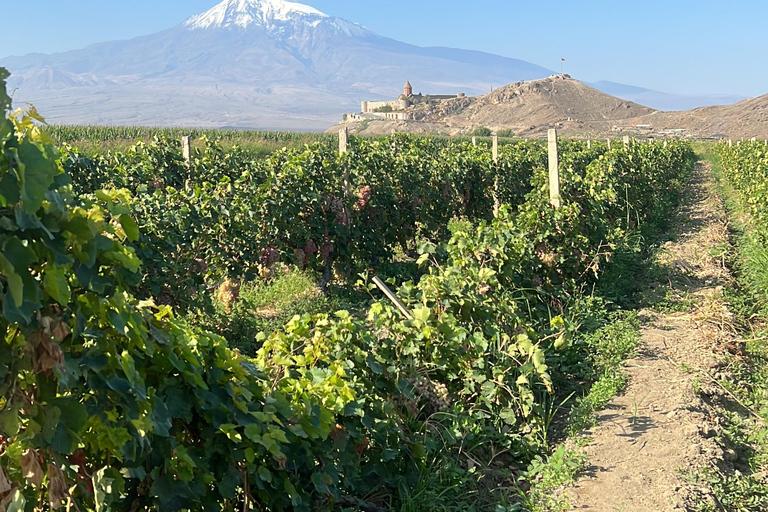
0, 67, 700, 512
47, 126, 336, 158
717, 140, 768, 303
718, 141, 768, 241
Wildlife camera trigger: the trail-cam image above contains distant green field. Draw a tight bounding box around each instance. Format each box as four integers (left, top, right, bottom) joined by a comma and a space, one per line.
45, 124, 540, 156
46, 124, 336, 156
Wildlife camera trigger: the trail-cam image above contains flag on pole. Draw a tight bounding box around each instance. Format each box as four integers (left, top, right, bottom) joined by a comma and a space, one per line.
561, 58, 566, 62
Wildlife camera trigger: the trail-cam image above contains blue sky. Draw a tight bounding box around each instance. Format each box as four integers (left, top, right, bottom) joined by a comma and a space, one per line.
0, 0, 765, 97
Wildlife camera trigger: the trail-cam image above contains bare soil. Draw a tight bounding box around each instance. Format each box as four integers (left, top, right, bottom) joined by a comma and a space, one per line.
628, 96, 768, 140
565, 162, 741, 511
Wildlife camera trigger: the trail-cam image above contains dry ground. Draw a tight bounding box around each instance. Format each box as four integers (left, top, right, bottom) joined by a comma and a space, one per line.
565, 162, 743, 511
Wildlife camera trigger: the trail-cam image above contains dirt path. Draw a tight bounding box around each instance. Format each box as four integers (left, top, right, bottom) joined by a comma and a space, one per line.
565, 162, 738, 511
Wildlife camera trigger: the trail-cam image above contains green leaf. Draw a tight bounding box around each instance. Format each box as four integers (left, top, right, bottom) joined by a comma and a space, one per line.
366, 355, 383, 374
257, 466, 272, 484
0, 67, 10, 111
0, 252, 23, 307
243, 424, 262, 443
17, 138, 59, 213
5, 490, 26, 512
51, 422, 77, 455
311, 472, 334, 494
150, 397, 172, 437
2, 270, 41, 325
284, 479, 301, 506
42, 406, 62, 443
412, 306, 430, 323
382, 448, 398, 461
50, 397, 88, 431
43, 263, 71, 305
119, 214, 139, 241
0, 408, 19, 436
93, 468, 114, 512
0, 236, 40, 323
0, 168, 19, 207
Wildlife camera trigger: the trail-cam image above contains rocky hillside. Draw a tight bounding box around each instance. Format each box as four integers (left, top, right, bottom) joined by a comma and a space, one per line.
628, 94, 768, 139
334, 75, 767, 139
334, 75, 657, 136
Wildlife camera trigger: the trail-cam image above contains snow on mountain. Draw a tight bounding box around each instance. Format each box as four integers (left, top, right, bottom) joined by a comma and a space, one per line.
184, 0, 325, 29
183, 0, 370, 37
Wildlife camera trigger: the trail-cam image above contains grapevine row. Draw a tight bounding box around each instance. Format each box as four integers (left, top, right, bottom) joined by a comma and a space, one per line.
0, 67, 695, 511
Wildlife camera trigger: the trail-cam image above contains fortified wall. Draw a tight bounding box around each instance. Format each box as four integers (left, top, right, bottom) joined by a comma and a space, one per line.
344, 81, 466, 123
360, 99, 410, 114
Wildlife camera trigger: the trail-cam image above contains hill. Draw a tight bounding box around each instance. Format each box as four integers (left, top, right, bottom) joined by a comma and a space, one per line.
334, 75, 768, 140
627, 94, 768, 139
333, 75, 657, 137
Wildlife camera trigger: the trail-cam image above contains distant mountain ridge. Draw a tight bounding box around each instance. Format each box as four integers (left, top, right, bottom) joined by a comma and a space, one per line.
0, 0, 749, 129
590, 81, 747, 112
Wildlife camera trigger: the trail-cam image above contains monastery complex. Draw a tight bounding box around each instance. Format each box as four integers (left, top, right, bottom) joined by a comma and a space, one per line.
343, 81, 466, 123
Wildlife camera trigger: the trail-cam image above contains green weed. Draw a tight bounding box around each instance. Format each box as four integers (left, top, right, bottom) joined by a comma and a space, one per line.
516, 445, 587, 512
684, 147, 768, 512
185, 268, 344, 354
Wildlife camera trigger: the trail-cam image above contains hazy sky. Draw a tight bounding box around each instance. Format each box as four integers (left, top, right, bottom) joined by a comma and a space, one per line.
0, 0, 764, 97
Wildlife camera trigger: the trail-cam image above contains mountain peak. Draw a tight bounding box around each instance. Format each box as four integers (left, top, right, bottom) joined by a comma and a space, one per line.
184, 0, 327, 30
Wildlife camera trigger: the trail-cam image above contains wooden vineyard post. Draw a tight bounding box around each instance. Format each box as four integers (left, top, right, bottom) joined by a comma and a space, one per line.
623, 135, 630, 146
339, 127, 349, 155
339, 127, 350, 195
181, 136, 191, 164
607, 138, 612, 150
492, 135, 500, 216
729, 139, 733, 147
664, 140, 668, 148
472, 136, 477, 147
548, 129, 561, 209
372, 277, 413, 319
587, 139, 591, 149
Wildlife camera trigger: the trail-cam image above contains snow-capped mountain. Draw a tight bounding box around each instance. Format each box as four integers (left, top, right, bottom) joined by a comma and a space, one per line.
183, 0, 370, 37
0, 0, 737, 128
0, 0, 558, 128
185, 0, 329, 29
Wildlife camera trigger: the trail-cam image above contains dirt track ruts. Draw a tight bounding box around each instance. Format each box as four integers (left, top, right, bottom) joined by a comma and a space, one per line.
566, 162, 739, 511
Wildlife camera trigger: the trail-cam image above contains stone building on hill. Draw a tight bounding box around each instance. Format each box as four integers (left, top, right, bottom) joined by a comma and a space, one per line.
403, 80, 413, 97
349, 81, 467, 122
